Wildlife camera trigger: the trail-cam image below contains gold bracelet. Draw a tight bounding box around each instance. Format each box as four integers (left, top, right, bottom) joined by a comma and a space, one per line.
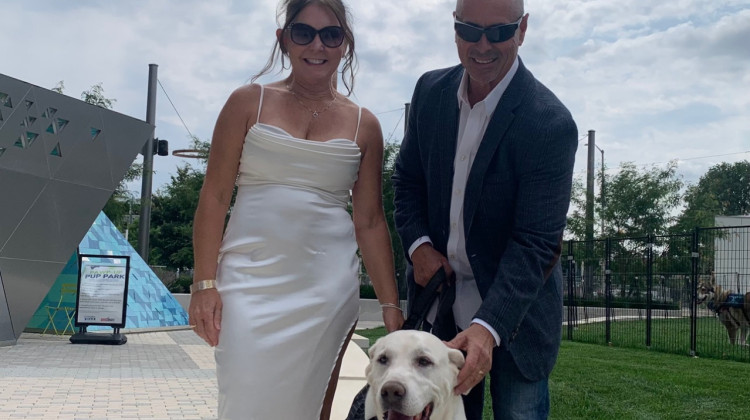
190, 279, 217, 294
380, 302, 403, 312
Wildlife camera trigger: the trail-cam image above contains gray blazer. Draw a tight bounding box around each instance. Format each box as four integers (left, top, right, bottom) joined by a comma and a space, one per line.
392, 59, 578, 381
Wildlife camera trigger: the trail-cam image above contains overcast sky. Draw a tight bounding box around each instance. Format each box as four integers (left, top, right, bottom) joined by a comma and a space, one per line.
3, 0, 749, 197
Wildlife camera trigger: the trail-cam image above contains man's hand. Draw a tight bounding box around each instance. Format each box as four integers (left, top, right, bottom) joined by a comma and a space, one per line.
411, 243, 453, 287
446, 323, 495, 395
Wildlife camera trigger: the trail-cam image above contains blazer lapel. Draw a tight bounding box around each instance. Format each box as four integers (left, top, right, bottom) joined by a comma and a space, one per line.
463, 63, 531, 232
435, 72, 461, 220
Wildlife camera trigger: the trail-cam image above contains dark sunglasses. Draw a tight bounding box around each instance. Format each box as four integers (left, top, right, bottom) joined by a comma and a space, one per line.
288, 23, 345, 48
454, 17, 522, 43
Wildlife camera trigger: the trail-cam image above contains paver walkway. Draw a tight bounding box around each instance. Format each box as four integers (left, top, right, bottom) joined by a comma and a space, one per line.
0, 327, 374, 420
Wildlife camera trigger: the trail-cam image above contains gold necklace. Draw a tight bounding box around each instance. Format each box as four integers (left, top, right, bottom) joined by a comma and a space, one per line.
286, 83, 337, 118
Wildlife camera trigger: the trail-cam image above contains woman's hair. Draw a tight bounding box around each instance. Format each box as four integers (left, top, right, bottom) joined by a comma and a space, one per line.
251, 0, 358, 95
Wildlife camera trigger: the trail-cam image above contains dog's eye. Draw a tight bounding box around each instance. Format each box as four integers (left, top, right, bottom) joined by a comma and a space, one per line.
378, 355, 388, 364
417, 356, 433, 367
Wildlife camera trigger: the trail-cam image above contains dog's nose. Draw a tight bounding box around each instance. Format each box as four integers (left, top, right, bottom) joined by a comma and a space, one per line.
380, 381, 406, 405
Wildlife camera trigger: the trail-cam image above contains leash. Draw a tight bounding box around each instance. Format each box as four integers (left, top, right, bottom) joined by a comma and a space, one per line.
402, 267, 450, 330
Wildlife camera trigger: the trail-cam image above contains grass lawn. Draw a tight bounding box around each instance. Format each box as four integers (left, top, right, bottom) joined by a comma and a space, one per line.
567, 316, 750, 362
355, 327, 750, 419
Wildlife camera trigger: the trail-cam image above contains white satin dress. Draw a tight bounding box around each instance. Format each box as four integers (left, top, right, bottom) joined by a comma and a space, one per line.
214, 86, 362, 419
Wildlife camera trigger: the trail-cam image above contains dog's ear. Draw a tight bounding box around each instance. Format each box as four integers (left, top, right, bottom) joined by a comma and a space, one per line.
447, 348, 465, 370
448, 348, 470, 395
365, 339, 383, 378
368, 339, 382, 359
365, 359, 373, 376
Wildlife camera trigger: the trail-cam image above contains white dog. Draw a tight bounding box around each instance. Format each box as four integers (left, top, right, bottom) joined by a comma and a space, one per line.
364, 330, 467, 420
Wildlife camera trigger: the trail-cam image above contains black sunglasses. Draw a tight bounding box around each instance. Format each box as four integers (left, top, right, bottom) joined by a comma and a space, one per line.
454, 17, 522, 43
288, 23, 345, 48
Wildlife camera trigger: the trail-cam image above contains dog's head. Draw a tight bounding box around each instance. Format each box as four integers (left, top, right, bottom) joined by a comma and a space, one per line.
365, 330, 465, 420
696, 281, 716, 305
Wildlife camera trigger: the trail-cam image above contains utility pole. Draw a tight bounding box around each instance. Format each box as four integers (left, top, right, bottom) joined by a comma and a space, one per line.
124, 193, 134, 241
585, 130, 596, 243
586, 139, 605, 237
584, 129, 596, 298
137, 64, 158, 262
599, 146, 605, 237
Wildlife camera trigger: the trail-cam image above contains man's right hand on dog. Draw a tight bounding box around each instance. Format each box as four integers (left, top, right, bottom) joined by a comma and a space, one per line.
447, 323, 495, 395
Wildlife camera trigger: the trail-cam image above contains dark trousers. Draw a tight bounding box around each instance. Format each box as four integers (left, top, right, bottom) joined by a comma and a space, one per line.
463, 345, 550, 420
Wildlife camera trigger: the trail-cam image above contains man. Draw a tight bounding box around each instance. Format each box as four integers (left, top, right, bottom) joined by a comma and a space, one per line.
392, 0, 578, 418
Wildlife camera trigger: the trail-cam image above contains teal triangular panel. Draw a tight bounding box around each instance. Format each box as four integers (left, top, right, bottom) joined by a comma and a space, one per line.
25, 254, 79, 333
50, 143, 62, 156
26, 212, 189, 333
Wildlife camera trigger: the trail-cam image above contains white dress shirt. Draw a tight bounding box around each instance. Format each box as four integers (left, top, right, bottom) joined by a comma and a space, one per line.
409, 57, 519, 346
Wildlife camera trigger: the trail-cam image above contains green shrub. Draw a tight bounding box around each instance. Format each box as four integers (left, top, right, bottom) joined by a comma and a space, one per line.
167, 275, 193, 293
360, 284, 376, 299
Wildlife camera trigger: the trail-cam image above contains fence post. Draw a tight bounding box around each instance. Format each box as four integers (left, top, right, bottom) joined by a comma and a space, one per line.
646, 234, 653, 348
690, 227, 699, 357
567, 240, 575, 341
605, 237, 612, 344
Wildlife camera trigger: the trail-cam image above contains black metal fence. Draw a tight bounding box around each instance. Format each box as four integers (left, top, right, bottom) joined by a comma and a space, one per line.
564, 225, 750, 362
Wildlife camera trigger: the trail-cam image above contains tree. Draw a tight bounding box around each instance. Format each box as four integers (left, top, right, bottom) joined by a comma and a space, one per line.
566, 162, 683, 240
381, 142, 407, 298
51, 81, 64, 94
565, 177, 588, 240
600, 161, 683, 238
80, 83, 116, 109
147, 136, 218, 270
187, 135, 210, 164
103, 163, 142, 241
673, 160, 750, 232
567, 161, 683, 240
149, 165, 205, 269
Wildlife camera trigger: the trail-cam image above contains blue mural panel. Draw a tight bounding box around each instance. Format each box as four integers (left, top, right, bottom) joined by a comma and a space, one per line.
26, 212, 188, 333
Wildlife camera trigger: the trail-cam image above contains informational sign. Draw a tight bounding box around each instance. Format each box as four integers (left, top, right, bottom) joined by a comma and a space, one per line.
75, 255, 130, 328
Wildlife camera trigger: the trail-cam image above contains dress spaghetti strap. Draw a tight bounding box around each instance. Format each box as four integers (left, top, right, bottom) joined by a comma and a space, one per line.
353, 106, 362, 143
256, 84, 265, 124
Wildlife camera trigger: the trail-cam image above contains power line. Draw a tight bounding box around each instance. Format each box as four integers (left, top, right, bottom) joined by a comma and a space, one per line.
384, 108, 405, 143
572, 149, 750, 176
157, 78, 194, 140
670, 150, 750, 163
375, 107, 404, 116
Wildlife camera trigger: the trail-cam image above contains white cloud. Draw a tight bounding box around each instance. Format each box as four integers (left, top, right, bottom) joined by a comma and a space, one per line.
3, 0, 749, 194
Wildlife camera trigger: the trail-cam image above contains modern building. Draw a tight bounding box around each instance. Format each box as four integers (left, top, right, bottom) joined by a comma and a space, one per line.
713, 215, 750, 292
0, 73, 153, 345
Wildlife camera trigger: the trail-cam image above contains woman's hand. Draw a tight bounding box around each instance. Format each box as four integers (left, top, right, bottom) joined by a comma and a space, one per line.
188, 289, 223, 346
382, 305, 404, 332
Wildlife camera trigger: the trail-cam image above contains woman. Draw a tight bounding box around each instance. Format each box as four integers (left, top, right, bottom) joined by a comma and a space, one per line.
188, 0, 403, 419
